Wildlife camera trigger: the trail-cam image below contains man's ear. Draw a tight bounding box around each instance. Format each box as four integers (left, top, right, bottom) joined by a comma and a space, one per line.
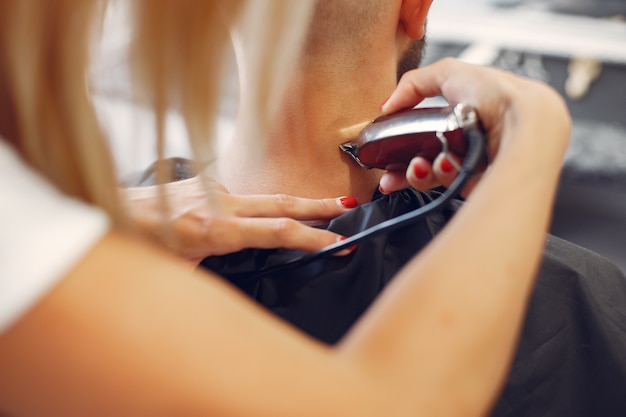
400, 0, 434, 40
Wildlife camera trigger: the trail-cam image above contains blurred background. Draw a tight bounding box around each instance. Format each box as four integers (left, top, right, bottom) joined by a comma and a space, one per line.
94, 0, 626, 272
423, 0, 626, 272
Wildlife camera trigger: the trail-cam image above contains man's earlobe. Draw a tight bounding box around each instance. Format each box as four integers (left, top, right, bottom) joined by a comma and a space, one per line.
400, 0, 434, 40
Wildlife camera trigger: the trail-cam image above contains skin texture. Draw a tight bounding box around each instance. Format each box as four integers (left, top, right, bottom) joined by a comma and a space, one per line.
216, 1, 433, 205
121, 176, 356, 263
0, 0, 572, 414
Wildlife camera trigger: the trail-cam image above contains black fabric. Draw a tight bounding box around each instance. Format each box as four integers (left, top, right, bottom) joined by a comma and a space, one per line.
201, 188, 626, 416
202, 188, 458, 344
492, 235, 626, 417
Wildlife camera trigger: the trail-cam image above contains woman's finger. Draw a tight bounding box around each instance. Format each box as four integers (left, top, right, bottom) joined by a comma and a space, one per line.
226, 194, 358, 220
405, 157, 440, 191
381, 58, 453, 115
191, 216, 352, 256
431, 152, 484, 199
431, 152, 461, 189
378, 170, 410, 195
379, 157, 441, 194
380, 58, 511, 134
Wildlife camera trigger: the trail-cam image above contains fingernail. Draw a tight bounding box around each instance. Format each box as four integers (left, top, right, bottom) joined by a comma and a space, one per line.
338, 236, 357, 252
339, 196, 358, 208
413, 164, 429, 179
441, 157, 455, 173
379, 185, 387, 195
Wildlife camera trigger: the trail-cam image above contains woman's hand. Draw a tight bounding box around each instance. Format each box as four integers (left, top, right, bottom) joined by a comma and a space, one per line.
378, 58, 570, 196
120, 176, 357, 264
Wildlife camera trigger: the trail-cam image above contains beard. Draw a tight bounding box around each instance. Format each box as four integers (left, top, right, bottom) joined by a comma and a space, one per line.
396, 37, 427, 82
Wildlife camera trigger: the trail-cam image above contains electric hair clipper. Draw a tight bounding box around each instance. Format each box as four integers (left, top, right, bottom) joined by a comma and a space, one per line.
248, 104, 489, 274
339, 103, 484, 171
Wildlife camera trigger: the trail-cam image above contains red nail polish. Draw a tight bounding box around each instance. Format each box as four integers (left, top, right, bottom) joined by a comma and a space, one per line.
441, 157, 455, 173
413, 164, 429, 179
338, 236, 357, 252
379, 185, 386, 194
339, 196, 358, 208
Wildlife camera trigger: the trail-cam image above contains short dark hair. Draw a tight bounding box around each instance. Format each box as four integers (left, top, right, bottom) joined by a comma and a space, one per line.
396, 37, 427, 82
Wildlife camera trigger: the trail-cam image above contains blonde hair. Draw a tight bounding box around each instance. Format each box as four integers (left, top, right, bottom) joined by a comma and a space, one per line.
0, 0, 314, 229
0, 0, 120, 220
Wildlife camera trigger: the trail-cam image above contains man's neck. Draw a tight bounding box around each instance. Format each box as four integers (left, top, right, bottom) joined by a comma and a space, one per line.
216, 58, 398, 204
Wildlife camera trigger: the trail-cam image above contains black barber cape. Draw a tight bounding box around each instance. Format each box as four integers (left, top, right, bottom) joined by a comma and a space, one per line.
201, 188, 626, 417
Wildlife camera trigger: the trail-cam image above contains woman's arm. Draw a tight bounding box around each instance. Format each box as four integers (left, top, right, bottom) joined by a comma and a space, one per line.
0, 231, 364, 417
342, 59, 571, 414
0, 59, 571, 417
